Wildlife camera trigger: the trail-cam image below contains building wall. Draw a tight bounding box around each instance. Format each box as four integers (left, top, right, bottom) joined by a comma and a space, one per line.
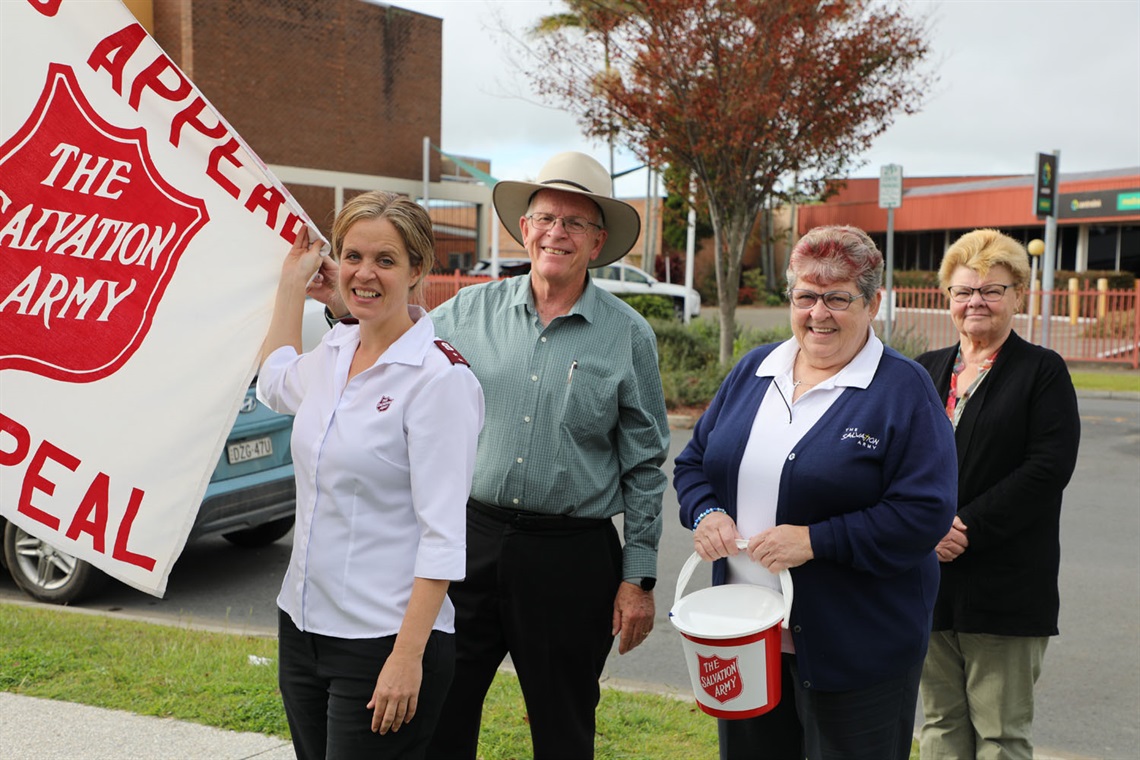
151, 0, 441, 181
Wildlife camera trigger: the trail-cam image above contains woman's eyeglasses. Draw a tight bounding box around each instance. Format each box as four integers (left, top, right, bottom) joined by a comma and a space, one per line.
788, 290, 865, 311
526, 213, 603, 235
947, 284, 1013, 303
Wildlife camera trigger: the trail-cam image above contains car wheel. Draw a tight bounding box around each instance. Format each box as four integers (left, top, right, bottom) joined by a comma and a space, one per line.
222, 517, 295, 548
2, 522, 105, 604
673, 298, 686, 320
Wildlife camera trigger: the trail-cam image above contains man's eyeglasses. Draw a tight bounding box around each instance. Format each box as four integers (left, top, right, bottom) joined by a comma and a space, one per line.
788, 289, 865, 311
526, 213, 603, 235
947, 284, 1013, 303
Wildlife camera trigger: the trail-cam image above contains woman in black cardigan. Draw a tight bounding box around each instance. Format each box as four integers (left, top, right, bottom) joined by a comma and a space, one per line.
915, 229, 1080, 760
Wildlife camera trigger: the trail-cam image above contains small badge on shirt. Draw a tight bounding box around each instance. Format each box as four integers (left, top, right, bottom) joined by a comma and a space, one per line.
434, 339, 470, 366
376, 396, 394, 412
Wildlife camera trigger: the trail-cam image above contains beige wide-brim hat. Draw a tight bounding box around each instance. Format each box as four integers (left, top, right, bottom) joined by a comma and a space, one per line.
493, 151, 642, 269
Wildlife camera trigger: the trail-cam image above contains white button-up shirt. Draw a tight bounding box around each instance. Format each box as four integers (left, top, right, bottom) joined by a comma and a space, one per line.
258, 306, 484, 638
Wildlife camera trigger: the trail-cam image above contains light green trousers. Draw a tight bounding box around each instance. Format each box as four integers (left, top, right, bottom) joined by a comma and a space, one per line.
919, 630, 1049, 760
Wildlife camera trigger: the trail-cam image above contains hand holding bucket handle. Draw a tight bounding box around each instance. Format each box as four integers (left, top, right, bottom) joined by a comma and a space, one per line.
674, 539, 794, 630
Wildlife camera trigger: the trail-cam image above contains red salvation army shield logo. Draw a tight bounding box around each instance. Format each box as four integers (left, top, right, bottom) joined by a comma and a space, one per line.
697, 653, 744, 704
0, 63, 208, 382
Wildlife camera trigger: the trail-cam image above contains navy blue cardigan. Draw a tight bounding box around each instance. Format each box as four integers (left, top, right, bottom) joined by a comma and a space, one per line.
674, 343, 957, 691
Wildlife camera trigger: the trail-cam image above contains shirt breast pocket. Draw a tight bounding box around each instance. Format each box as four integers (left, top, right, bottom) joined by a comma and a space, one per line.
560, 364, 619, 440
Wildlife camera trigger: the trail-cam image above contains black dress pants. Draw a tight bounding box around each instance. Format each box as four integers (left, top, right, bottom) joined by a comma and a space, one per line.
792, 658, 923, 760
718, 654, 803, 759
427, 501, 622, 760
278, 608, 455, 760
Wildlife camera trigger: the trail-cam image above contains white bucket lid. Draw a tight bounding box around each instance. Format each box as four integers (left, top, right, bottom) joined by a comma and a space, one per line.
670, 584, 786, 639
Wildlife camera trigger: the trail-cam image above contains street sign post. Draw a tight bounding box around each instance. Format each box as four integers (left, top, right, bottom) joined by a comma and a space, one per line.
879, 164, 903, 346
879, 164, 903, 209
1036, 151, 1061, 347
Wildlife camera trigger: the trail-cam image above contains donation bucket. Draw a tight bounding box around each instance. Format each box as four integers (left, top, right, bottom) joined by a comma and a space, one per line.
669, 539, 793, 720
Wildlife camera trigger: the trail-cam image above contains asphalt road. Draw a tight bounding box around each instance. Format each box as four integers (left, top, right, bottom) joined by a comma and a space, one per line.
1, 395, 1136, 758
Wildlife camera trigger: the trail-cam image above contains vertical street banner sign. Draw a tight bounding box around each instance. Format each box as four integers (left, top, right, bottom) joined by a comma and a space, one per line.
0, 0, 321, 596
1034, 152, 1058, 217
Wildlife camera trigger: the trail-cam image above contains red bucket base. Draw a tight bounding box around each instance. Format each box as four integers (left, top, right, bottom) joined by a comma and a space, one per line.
680, 628, 783, 720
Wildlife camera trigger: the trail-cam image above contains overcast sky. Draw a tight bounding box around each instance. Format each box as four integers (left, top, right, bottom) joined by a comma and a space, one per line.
389, 0, 1140, 196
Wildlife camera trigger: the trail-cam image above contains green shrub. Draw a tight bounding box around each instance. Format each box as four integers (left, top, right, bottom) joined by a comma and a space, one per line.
651, 318, 718, 372
620, 294, 675, 321
892, 270, 940, 288
660, 365, 731, 408
877, 323, 930, 359
652, 318, 793, 409
1057, 270, 1135, 291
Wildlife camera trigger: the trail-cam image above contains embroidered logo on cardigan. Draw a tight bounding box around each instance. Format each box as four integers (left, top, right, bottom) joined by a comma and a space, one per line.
841, 427, 880, 450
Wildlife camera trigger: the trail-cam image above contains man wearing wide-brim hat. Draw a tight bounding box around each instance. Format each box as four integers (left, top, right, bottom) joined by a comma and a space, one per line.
426, 151, 670, 759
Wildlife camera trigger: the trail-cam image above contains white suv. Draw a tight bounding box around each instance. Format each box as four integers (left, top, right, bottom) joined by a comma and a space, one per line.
591, 262, 701, 320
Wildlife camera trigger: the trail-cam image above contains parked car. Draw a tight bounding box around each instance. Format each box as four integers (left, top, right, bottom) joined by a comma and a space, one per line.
0, 300, 330, 604
465, 258, 532, 277
591, 262, 701, 320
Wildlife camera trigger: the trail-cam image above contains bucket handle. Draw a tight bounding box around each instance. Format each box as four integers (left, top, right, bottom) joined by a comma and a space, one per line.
674, 539, 794, 630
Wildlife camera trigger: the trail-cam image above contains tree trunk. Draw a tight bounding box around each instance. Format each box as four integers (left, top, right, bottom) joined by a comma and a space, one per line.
708, 197, 753, 365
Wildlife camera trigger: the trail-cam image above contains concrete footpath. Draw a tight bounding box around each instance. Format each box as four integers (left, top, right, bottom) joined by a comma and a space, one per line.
0, 691, 296, 759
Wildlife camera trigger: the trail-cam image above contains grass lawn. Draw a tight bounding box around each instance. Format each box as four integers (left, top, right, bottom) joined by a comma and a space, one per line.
1, 603, 927, 757
0, 603, 720, 759
1069, 369, 1140, 393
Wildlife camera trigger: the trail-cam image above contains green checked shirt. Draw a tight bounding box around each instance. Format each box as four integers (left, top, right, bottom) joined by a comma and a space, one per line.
431, 274, 670, 580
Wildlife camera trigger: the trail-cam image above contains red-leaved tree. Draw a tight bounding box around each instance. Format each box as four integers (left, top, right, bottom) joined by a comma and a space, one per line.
520, 0, 935, 363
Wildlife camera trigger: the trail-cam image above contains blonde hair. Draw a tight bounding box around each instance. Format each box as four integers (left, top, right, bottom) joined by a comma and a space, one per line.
331, 191, 434, 296
938, 229, 1030, 290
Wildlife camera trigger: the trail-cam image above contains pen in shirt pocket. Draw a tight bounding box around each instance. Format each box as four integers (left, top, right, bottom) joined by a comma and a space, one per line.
568, 360, 578, 383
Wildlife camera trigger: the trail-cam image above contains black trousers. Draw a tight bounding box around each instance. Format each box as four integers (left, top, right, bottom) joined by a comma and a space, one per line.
427, 501, 622, 760
719, 654, 803, 760
277, 608, 455, 760
792, 658, 923, 760
718, 654, 922, 760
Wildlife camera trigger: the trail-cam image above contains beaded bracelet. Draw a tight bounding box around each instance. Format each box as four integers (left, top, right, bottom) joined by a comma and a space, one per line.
692, 506, 726, 531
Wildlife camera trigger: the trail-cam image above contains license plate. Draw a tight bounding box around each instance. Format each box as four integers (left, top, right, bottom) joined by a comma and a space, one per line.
227, 436, 273, 464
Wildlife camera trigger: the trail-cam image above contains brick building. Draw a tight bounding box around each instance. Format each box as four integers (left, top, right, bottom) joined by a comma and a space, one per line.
126, 0, 492, 265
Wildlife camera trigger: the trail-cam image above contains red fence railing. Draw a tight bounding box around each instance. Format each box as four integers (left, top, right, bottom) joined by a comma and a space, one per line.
420, 275, 1140, 368
418, 272, 494, 311
882, 283, 1140, 368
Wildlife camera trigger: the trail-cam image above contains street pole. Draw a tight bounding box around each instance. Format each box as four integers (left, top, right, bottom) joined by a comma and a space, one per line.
684, 174, 697, 326
1027, 239, 1044, 344
1037, 150, 1060, 348
885, 206, 895, 347
879, 164, 903, 347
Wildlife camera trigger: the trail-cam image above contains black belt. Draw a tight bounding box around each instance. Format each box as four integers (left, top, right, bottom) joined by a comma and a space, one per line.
468, 498, 609, 531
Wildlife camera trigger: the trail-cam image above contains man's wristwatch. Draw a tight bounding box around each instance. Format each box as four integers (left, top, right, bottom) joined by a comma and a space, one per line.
629, 577, 656, 592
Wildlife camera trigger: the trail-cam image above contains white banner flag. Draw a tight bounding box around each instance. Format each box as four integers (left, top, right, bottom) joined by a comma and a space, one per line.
0, 0, 320, 596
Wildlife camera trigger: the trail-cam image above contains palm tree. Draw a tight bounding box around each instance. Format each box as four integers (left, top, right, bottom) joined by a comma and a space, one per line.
531, 1, 636, 180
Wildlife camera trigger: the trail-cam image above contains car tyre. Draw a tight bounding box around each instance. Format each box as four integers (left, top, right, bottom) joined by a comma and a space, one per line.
222, 516, 295, 548
2, 522, 105, 604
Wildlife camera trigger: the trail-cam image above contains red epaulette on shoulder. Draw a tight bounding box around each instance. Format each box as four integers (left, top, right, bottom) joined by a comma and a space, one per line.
434, 339, 470, 366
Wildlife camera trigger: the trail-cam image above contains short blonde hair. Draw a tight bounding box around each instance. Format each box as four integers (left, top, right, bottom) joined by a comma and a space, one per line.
938, 229, 1030, 290
331, 191, 434, 296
